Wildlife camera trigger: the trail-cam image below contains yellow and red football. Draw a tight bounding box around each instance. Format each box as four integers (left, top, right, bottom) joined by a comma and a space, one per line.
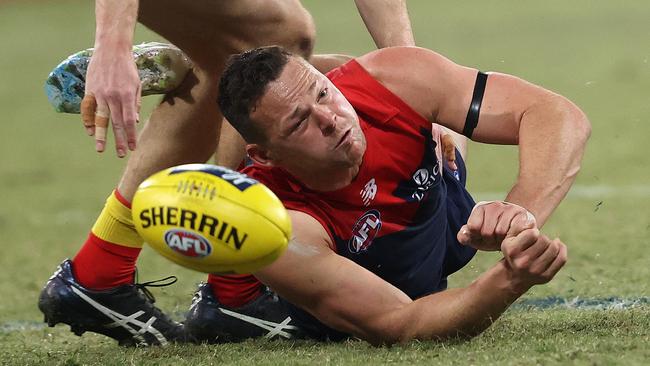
132, 164, 290, 274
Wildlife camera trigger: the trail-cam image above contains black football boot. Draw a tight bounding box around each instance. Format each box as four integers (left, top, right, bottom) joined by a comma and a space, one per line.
38, 259, 185, 346
184, 283, 304, 343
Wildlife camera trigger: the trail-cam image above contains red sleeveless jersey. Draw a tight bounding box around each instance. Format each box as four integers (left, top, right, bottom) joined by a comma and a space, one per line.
242, 60, 475, 299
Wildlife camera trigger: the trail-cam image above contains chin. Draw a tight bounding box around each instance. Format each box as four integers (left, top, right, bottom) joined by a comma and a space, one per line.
348, 138, 366, 165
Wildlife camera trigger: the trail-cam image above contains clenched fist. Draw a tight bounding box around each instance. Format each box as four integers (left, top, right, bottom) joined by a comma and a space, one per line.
500, 228, 568, 290
457, 201, 536, 251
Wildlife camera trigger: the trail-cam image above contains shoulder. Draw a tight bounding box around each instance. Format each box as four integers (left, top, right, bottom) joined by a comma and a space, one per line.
289, 210, 331, 242
242, 165, 300, 201
243, 166, 335, 247
354, 47, 457, 121
242, 165, 287, 189
355, 47, 453, 84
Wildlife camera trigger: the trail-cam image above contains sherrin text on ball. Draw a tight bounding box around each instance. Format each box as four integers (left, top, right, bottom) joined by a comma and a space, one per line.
132, 164, 291, 274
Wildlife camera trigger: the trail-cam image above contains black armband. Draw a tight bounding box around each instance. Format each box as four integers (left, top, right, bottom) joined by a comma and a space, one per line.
462, 71, 488, 138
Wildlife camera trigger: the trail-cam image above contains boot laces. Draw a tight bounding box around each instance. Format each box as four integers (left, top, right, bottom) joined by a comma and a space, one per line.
134, 272, 178, 304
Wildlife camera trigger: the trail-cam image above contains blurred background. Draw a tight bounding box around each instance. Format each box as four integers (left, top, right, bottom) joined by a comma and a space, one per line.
0, 0, 648, 331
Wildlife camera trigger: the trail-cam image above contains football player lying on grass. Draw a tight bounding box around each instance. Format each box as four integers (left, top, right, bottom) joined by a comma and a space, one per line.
215, 45, 590, 343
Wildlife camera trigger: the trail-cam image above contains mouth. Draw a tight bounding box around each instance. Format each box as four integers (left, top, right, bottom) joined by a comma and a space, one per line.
335, 129, 351, 149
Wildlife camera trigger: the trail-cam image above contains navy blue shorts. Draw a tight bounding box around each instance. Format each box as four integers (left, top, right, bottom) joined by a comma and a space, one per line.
440, 149, 477, 286
282, 150, 477, 341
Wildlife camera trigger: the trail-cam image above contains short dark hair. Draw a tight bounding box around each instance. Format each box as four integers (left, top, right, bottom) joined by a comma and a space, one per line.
218, 46, 291, 144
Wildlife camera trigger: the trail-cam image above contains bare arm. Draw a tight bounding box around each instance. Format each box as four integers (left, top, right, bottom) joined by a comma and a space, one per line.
357, 47, 591, 226
256, 211, 565, 344
81, 0, 141, 156
354, 0, 415, 48
94, 0, 138, 51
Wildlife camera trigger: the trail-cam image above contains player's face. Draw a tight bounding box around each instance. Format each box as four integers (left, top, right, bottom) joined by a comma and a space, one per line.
251, 57, 366, 173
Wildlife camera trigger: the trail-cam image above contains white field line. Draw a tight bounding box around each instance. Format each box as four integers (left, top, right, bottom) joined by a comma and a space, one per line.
472, 184, 650, 201
511, 296, 650, 311
0, 321, 47, 333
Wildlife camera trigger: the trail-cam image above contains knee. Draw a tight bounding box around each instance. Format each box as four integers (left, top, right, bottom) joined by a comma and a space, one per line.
161, 67, 220, 105
296, 13, 316, 59
282, 9, 316, 59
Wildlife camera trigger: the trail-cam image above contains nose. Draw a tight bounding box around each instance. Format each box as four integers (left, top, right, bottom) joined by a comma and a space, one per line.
313, 105, 336, 136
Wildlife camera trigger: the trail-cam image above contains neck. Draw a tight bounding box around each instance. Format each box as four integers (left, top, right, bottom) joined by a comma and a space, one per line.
294, 164, 361, 192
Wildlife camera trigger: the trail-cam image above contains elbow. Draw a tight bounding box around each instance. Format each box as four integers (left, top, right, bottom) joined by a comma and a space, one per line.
361, 319, 409, 346
356, 308, 419, 346
557, 97, 591, 182
365, 324, 481, 346
559, 96, 591, 146
360, 311, 484, 346
572, 105, 591, 146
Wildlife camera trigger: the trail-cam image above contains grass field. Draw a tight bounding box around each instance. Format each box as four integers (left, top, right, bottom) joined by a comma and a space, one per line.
1, 0, 649, 364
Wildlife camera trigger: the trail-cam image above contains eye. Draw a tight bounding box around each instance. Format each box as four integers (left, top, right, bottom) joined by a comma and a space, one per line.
290, 114, 308, 134
317, 88, 328, 102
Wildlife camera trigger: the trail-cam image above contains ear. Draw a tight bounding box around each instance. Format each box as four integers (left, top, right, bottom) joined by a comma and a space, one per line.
246, 144, 275, 167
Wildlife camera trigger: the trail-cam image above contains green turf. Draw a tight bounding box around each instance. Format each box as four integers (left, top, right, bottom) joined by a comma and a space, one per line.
1, 0, 649, 364
2, 309, 649, 365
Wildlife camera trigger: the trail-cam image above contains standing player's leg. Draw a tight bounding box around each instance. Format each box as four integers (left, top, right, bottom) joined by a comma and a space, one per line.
38, 46, 225, 350
139, 0, 317, 315
215, 122, 247, 169
39, 0, 317, 345
120, 0, 316, 198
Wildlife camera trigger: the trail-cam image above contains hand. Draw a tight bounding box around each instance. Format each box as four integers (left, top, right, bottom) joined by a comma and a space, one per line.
80, 45, 141, 157
457, 201, 536, 251
500, 228, 568, 290
441, 133, 458, 171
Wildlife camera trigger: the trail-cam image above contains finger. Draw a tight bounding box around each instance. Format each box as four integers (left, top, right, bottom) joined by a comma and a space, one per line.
80, 94, 97, 136
94, 101, 110, 152
494, 208, 518, 243
136, 83, 142, 123
465, 205, 487, 247
541, 243, 568, 279
467, 203, 486, 235
121, 91, 139, 151
522, 235, 554, 266
442, 134, 457, 170
479, 204, 502, 245
507, 210, 536, 238
533, 239, 561, 271
107, 99, 127, 158
448, 160, 458, 171
457, 224, 471, 245
502, 227, 540, 260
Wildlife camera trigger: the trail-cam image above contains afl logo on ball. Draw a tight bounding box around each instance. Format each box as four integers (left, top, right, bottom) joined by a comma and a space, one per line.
164, 229, 212, 258
348, 210, 382, 254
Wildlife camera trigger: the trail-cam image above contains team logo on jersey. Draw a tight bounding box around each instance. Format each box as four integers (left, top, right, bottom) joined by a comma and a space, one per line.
348, 210, 382, 253
360, 178, 377, 206
410, 164, 440, 201
393, 127, 442, 202
164, 229, 212, 257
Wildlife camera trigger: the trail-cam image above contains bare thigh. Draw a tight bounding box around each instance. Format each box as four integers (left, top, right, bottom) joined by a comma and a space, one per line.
138, 0, 316, 69
116, 0, 316, 200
